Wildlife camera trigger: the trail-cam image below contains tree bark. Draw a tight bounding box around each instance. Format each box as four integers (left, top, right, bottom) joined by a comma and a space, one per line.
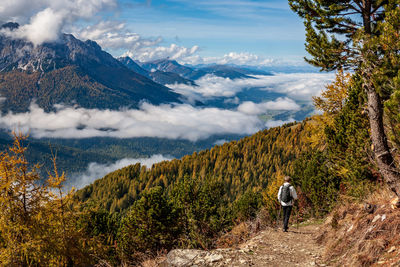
366, 83, 400, 196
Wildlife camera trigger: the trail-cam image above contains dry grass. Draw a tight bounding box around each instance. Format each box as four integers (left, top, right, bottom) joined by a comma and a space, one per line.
140, 255, 166, 267
316, 187, 400, 266
216, 208, 271, 248
216, 222, 251, 248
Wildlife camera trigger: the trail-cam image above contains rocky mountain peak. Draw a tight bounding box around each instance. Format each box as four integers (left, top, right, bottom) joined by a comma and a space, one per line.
1, 22, 19, 30
0, 31, 122, 73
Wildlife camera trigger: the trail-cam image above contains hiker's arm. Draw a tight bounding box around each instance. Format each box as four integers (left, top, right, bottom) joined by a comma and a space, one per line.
291, 187, 298, 200
277, 186, 282, 200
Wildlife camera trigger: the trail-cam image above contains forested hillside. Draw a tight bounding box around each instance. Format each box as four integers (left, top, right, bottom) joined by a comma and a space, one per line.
76, 121, 307, 213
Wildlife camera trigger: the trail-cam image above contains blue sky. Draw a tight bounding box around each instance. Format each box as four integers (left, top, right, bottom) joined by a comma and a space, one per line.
114, 0, 307, 62
0, 0, 308, 66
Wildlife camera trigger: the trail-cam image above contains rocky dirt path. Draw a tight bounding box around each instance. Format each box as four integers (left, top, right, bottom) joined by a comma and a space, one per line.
162, 224, 327, 266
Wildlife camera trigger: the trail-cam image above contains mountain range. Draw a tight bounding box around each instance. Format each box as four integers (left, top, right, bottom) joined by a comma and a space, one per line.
0, 23, 181, 112
118, 56, 195, 86
137, 58, 271, 80
0, 22, 274, 114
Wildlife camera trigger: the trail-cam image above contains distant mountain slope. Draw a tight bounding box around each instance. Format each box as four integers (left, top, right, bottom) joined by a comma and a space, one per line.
117, 56, 149, 77
0, 134, 117, 176
199, 64, 271, 78
149, 70, 196, 86
118, 56, 195, 85
140, 59, 206, 80
198, 65, 253, 79
0, 24, 181, 112
140, 59, 272, 80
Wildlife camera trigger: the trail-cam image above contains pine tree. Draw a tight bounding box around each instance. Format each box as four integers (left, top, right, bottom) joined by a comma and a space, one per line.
289, 0, 400, 196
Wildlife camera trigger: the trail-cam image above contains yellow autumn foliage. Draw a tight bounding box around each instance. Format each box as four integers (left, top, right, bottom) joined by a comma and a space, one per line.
0, 133, 104, 266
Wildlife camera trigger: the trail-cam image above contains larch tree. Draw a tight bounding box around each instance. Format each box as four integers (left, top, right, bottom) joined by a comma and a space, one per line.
289, 0, 400, 197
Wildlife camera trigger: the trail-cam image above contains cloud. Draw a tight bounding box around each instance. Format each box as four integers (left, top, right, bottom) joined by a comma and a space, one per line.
74, 20, 200, 63
237, 97, 300, 115
218, 52, 275, 66
123, 43, 199, 63
73, 21, 163, 51
253, 73, 336, 101
1, 8, 64, 46
68, 155, 172, 189
168, 75, 254, 102
167, 73, 334, 103
192, 52, 275, 66
265, 118, 296, 128
0, 0, 116, 45
0, 102, 263, 141
213, 139, 228, 145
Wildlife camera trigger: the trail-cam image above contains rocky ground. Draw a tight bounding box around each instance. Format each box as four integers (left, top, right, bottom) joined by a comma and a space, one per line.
161, 224, 326, 267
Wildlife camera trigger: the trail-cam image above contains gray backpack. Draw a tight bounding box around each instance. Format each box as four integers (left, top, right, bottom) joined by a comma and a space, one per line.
280, 184, 292, 203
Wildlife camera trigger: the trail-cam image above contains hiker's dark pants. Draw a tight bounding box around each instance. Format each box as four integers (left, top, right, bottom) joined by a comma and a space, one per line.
282, 205, 292, 231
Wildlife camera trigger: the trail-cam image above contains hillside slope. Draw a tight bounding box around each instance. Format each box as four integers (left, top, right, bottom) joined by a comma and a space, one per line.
0, 134, 117, 176
76, 121, 309, 212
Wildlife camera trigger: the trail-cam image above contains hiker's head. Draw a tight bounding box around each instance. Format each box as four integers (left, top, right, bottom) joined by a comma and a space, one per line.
284, 176, 291, 183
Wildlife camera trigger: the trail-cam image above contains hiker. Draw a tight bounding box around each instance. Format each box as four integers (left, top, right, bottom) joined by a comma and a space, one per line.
277, 176, 297, 232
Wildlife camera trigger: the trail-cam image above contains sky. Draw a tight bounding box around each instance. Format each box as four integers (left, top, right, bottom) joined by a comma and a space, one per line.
114, 0, 306, 62
0, 0, 308, 66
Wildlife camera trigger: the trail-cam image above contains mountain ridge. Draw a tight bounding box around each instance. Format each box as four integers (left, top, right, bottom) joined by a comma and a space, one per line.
118, 56, 195, 85
0, 25, 181, 112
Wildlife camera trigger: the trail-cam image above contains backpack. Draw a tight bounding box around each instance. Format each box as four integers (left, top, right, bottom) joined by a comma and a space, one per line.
280, 184, 292, 203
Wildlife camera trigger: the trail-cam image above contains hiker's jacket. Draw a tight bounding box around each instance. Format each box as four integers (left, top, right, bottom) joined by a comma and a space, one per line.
277, 182, 297, 206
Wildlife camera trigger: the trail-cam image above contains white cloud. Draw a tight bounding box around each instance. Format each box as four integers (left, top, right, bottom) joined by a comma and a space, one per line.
214, 139, 228, 145
0, 102, 263, 141
237, 97, 300, 115
69, 155, 172, 189
265, 118, 296, 128
73, 21, 163, 51
168, 75, 253, 102
168, 73, 334, 103
0, 0, 116, 45
123, 43, 199, 63
71, 20, 200, 62
1, 8, 65, 46
0, 96, 305, 142
195, 52, 275, 66
253, 73, 336, 101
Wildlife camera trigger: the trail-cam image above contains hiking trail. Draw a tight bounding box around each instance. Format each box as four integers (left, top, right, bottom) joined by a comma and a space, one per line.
162, 224, 327, 266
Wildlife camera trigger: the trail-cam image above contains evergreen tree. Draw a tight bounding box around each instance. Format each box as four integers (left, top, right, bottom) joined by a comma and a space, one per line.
118, 186, 178, 263
289, 0, 400, 197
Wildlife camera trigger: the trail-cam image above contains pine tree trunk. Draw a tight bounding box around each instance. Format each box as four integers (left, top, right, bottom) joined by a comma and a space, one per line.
366, 83, 400, 196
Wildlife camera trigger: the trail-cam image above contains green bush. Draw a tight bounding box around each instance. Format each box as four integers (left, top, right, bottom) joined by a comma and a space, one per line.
118, 187, 178, 261
233, 190, 262, 222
